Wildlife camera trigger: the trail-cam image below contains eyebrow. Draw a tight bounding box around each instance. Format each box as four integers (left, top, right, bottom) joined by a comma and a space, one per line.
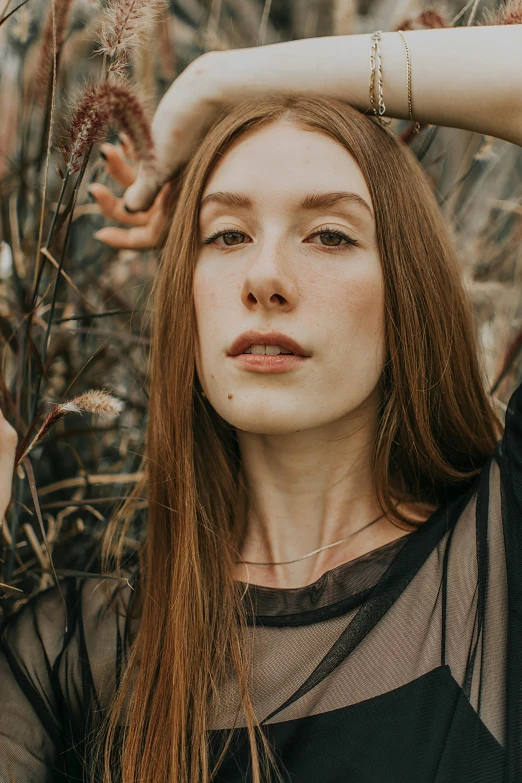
199, 191, 374, 219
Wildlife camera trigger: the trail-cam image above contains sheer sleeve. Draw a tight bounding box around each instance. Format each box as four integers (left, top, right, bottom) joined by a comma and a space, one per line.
498, 378, 522, 519
0, 571, 136, 783
0, 582, 71, 783
495, 379, 522, 773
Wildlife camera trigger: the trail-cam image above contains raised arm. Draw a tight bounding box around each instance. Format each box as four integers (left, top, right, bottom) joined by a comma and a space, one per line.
216, 25, 522, 147
95, 24, 522, 246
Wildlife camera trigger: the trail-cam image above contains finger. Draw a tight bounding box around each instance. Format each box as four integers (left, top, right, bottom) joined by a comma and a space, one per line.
119, 132, 137, 161
123, 99, 217, 212
150, 186, 171, 229
0, 413, 17, 519
93, 224, 164, 250
95, 186, 171, 248
0, 407, 18, 443
122, 53, 228, 212
122, 79, 199, 211
88, 184, 150, 226
123, 160, 166, 213
100, 143, 136, 189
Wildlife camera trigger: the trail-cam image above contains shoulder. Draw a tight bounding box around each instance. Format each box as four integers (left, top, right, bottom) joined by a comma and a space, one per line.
0, 568, 138, 713
497, 380, 522, 461
1, 578, 79, 674
492, 380, 522, 588
494, 380, 522, 507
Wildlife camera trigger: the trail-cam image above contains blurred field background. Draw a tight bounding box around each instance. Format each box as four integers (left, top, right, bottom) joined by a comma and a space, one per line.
0, 0, 521, 616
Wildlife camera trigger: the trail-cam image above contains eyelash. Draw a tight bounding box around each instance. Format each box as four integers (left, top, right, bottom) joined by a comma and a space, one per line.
201, 225, 360, 251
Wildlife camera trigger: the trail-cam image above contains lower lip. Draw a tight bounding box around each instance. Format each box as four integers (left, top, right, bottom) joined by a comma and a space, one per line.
229, 354, 309, 373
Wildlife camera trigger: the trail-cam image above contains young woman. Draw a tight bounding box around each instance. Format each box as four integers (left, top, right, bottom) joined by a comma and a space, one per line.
1, 23, 522, 783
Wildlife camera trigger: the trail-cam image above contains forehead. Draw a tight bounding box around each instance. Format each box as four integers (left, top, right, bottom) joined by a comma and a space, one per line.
200, 121, 372, 213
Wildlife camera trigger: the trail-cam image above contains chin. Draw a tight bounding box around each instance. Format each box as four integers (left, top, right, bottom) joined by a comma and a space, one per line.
237, 421, 304, 436
211, 397, 334, 436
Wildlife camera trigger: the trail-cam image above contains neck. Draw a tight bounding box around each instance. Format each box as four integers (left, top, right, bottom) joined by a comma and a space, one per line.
233, 396, 409, 589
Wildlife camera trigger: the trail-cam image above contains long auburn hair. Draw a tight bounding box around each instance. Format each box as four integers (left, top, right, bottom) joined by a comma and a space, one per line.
94, 94, 502, 783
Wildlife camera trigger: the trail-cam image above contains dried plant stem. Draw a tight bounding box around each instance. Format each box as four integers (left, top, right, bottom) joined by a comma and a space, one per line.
5, 466, 24, 581
467, 0, 481, 25
22, 456, 66, 627
22, 522, 50, 571
54, 308, 143, 323
1, 516, 12, 545
451, 0, 477, 25
258, 0, 272, 46
31, 151, 91, 423
38, 471, 144, 496
21, 0, 60, 480
40, 247, 99, 311
0, 0, 30, 26
32, 168, 70, 306
0, 582, 23, 594
39, 496, 147, 509
24, 172, 70, 404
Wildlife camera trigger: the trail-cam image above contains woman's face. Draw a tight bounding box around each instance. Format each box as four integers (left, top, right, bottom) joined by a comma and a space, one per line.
194, 120, 385, 435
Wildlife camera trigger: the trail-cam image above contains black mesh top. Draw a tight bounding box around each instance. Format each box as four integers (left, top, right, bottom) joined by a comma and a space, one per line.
2, 379, 522, 782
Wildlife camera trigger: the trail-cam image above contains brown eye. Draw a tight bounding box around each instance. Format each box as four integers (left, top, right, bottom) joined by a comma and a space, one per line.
319, 231, 344, 247
221, 231, 245, 246
202, 229, 249, 247
308, 227, 359, 249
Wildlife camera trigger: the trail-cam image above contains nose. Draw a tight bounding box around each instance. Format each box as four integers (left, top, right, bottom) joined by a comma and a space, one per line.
240, 238, 298, 312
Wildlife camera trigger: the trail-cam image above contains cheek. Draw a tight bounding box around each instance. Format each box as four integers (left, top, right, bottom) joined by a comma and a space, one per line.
316, 262, 386, 369
193, 269, 220, 340
351, 275, 385, 336
193, 265, 234, 385
323, 262, 384, 333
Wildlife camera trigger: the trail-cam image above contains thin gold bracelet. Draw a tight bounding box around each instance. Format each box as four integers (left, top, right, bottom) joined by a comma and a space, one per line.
369, 30, 392, 127
397, 30, 421, 134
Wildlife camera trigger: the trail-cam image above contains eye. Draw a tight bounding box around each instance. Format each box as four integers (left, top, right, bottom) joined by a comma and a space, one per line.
201, 225, 360, 250
202, 228, 249, 247
306, 226, 360, 249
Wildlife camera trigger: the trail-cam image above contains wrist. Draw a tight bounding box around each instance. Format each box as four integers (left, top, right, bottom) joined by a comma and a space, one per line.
187, 49, 241, 105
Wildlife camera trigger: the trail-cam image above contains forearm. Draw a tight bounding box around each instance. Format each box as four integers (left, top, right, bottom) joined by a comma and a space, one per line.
219, 25, 522, 146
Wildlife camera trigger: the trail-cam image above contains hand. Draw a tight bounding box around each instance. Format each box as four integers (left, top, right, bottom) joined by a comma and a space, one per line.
0, 406, 18, 525
120, 51, 229, 216
92, 46, 291, 249
89, 132, 172, 250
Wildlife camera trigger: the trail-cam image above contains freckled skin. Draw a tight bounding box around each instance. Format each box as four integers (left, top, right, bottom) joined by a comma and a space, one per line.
193, 120, 385, 437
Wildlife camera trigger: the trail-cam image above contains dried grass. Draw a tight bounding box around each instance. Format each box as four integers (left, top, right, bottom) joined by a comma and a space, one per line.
0, 0, 521, 611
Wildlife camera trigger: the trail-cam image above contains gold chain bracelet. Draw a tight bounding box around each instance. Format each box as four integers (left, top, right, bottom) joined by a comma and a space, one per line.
397, 29, 421, 134
369, 30, 392, 127
370, 29, 422, 134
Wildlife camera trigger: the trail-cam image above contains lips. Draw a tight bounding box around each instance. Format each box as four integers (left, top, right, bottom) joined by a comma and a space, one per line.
228, 330, 310, 357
